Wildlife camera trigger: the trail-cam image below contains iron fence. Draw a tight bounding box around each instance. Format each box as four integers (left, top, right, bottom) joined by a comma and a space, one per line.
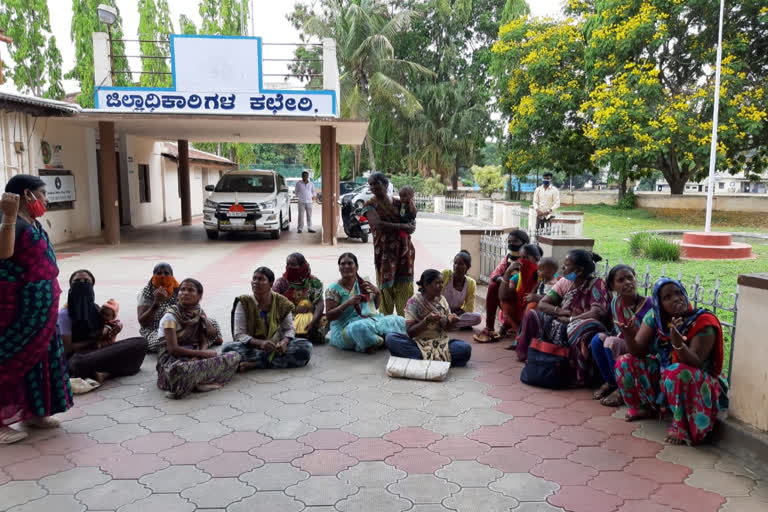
446, 196, 463, 214
414, 194, 434, 212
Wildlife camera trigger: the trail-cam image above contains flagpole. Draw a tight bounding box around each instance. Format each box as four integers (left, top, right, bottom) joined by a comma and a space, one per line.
704, 0, 725, 232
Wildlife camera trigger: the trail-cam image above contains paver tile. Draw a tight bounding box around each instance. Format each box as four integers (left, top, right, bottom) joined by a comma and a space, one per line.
239, 463, 309, 491
427, 436, 490, 459
719, 496, 768, 512
589, 471, 659, 500
518, 436, 578, 459
503, 417, 558, 436
531, 459, 598, 486
222, 412, 272, 431
76, 480, 151, 510
6, 495, 84, 512
489, 473, 560, 501
524, 392, 575, 409
650, 483, 726, 512
656, 445, 719, 469
89, 423, 150, 443
291, 450, 358, 475
685, 468, 755, 497
566, 399, 617, 417
388, 474, 459, 504
407, 505, 453, 512
617, 499, 684, 512
299, 429, 358, 450
32, 433, 96, 455
308, 395, 358, 412
336, 488, 412, 512
485, 385, 529, 401
175, 421, 232, 442
385, 447, 451, 474
211, 431, 271, 451
457, 408, 511, 426
80, 398, 133, 415
567, 446, 632, 471
422, 417, 478, 436
476, 447, 541, 473
535, 408, 591, 426
442, 487, 519, 512
302, 410, 356, 429
383, 427, 442, 448
548, 485, 623, 512
99, 384, 148, 399
190, 405, 243, 423
379, 392, 429, 410
435, 460, 502, 487
100, 453, 169, 478
180, 477, 256, 508
624, 458, 691, 484
422, 400, 469, 417
227, 491, 305, 512
122, 432, 185, 453
266, 404, 317, 421
61, 415, 116, 433
53, 406, 86, 422
140, 414, 198, 432
386, 409, 433, 426
344, 401, 395, 420
4, 455, 73, 480
109, 406, 164, 424
551, 425, 609, 446
67, 443, 131, 467
515, 503, 567, 512
340, 438, 402, 461
258, 419, 316, 439
116, 493, 196, 512
159, 441, 223, 464
0, 481, 47, 510
582, 416, 638, 435
0, 445, 40, 467
249, 439, 312, 462
341, 419, 398, 437
38, 467, 111, 494
274, 389, 320, 404
600, 434, 663, 458
285, 475, 357, 506
338, 461, 406, 487
494, 400, 547, 416
197, 452, 265, 477
139, 465, 212, 492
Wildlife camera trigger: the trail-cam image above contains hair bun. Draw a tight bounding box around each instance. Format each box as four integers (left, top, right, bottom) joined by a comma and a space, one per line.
591, 252, 603, 263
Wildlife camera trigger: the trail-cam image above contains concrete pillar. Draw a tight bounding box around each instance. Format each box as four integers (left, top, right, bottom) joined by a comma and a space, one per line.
178, 139, 192, 226
322, 38, 340, 116
528, 206, 537, 232
478, 199, 493, 223
434, 196, 446, 214
92, 32, 112, 88
493, 201, 504, 226
729, 273, 768, 432
560, 211, 585, 236
98, 121, 120, 244
463, 198, 476, 217
537, 235, 595, 263
502, 202, 522, 228
321, 125, 337, 245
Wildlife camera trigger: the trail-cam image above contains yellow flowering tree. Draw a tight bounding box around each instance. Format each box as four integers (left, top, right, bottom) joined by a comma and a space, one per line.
574, 0, 768, 194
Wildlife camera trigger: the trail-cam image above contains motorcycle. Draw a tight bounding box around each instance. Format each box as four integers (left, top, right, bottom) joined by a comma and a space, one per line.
341, 195, 370, 243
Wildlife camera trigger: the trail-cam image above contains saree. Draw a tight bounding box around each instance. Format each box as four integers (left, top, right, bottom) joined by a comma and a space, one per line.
499, 259, 539, 332
403, 294, 453, 362
273, 267, 324, 339
1, 218, 72, 425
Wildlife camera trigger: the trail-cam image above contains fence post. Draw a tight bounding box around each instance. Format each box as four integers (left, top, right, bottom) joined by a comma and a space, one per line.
434, 196, 446, 214
493, 201, 505, 226
478, 199, 494, 223
463, 198, 476, 217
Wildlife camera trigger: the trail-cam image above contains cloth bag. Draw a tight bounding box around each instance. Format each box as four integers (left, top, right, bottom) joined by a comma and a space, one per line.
386, 356, 450, 382
520, 338, 571, 389
69, 377, 101, 395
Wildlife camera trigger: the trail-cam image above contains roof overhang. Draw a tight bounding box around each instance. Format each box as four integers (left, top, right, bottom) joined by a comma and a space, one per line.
67, 111, 369, 145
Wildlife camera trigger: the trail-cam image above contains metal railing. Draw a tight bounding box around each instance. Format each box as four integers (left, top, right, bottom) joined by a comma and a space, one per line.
414, 194, 434, 212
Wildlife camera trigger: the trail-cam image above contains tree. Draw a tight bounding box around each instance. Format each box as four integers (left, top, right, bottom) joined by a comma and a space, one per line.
179, 14, 197, 35
68, 0, 131, 107
501, 0, 530, 24
137, 0, 174, 87
199, 0, 249, 36
0, 0, 64, 98
573, 0, 768, 195
472, 164, 506, 197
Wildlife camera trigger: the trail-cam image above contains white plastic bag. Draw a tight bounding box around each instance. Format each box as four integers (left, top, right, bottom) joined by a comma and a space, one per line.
386, 356, 450, 381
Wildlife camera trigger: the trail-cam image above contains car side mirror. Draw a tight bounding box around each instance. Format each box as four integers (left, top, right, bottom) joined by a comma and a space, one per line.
205, 185, 215, 192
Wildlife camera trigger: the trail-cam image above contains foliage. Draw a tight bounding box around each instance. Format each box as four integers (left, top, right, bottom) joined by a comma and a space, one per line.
617, 189, 636, 210
199, 0, 249, 36
137, 0, 173, 87
472, 164, 506, 197
423, 172, 446, 196
0, 0, 64, 98
391, 173, 425, 194
179, 14, 197, 34
644, 236, 681, 262
68, 0, 131, 107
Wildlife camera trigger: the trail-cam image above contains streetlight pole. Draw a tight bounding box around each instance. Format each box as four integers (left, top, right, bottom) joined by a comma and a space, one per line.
704, 0, 725, 232
107, 24, 115, 85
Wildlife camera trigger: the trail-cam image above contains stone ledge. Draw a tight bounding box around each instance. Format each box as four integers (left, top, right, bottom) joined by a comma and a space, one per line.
712, 417, 768, 480
737, 272, 768, 291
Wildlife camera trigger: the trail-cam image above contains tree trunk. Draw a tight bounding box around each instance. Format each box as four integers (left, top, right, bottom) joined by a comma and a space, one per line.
617, 172, 628, 202
657, 148, 688, 195
364, 135, 376, 174
452, 157, 459, 190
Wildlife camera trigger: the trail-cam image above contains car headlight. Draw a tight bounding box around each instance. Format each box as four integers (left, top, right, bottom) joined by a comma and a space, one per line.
260, 199, 277, 209
204, 199, 218, 209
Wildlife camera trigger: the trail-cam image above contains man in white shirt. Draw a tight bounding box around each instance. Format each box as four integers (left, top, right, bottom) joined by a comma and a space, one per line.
532, 171, 560, 232
294, 171, 316, 233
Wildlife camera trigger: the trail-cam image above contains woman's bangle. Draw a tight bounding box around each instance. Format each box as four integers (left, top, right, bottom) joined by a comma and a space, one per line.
672, 342, 685, 350
1, 222, 15, 230
569, 316, 573, 323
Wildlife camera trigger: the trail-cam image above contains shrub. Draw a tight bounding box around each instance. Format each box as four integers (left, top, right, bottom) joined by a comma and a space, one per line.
628, 232, 680, 261
391, 174, 425, 194
617, 189, 637, 210
472, 164, 506, 197
423, 171, 446, 196
628, 232, 652, 256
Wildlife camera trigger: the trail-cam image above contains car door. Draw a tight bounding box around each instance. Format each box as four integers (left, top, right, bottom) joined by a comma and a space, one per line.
277, 174, 289, 219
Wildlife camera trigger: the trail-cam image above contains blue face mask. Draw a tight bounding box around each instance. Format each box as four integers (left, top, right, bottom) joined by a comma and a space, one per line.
542, 180, 551, 186
565, 271, 578, 282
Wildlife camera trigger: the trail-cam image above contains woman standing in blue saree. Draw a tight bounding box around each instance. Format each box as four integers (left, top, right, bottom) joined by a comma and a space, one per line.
0, 175, 73, 444
325, 253, 406, 353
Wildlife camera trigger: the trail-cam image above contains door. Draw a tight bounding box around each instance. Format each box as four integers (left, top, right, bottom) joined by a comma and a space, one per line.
95, 149, 125, 227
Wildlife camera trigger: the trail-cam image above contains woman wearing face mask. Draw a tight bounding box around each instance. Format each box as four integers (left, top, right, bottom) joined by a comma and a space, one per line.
59, 270, 148, 382
474, 229, 530, 343
272, 253, 326, 344
0, 175, 73, 444
138, 262, 223, 353
517, 250, 611, 387
615, 279, 727, 445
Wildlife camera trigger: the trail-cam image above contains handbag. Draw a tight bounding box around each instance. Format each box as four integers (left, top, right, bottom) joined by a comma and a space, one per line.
520, 338, 571, 389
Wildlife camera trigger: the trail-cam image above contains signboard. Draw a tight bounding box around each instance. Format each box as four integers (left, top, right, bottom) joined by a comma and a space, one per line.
95, 35, 336, 117
40, 174, 76, 203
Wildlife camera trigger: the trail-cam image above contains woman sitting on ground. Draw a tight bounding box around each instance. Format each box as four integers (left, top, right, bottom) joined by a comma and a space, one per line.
325, 252, 406, 353
440, 250, 481, 330
615, 278, 727, 445
272, 253, 326, 344
385, 269, 472, 367
156, 278, 240, 398
138, 262, 223, 353
516, 250, 610, 387
590, 265, 652, 407
60, 270, 147, 382
223, 267, 312, 371
498, 244, 542, 337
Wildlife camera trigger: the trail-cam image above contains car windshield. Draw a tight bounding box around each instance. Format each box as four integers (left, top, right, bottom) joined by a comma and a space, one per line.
215, 175, 275, 193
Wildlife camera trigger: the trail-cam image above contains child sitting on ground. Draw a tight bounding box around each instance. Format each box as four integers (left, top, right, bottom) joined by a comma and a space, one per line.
98, 299, 123, 349
505, 256, 559, 351
398, 185, 417, 255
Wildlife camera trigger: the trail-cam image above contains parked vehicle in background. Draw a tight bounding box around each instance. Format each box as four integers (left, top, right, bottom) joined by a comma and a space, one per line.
341, 195, 370, 243
347, 185, 373, 208
285, 177, 301, 202
203, 169, 290, 240
317, 180, 358, 204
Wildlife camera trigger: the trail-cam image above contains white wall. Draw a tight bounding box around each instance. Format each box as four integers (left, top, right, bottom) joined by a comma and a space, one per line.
125, 137, 166, 226
162, 159, 206, 221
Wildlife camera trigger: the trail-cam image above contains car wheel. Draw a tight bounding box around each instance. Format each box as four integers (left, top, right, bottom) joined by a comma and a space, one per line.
271, 228, 281, 240
355, 200, 364, 208
205, 230, 219, 240
280, 213, 289, 231
360, 233, 369, 243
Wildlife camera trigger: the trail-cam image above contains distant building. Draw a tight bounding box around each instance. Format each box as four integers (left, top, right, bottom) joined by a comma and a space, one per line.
655, 170, 767, 194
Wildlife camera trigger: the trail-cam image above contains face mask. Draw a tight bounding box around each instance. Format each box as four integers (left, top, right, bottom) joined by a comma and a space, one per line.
27, 198, 47, 218
565, 271, 578, 282
152, 275, 179, 296
542, 180, 551, 187
508, 243, 522, 252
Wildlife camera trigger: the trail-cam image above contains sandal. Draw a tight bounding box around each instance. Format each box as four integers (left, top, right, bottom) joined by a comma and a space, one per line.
599, 389, 624, 407
0, 426, 28, 444
592, 383, 614, 401
473, 329, 500, 343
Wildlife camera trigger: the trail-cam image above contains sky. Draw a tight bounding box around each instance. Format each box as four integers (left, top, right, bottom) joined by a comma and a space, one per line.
0, 0, 566, 96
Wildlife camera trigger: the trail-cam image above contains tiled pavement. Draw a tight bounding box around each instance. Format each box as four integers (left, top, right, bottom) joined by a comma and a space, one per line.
2, 215, 767, 512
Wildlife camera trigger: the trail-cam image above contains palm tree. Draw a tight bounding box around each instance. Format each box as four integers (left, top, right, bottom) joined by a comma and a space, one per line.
299, 0, 433, 178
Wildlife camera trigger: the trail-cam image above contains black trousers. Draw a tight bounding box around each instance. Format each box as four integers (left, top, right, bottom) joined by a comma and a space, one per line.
68, 337, 148, 379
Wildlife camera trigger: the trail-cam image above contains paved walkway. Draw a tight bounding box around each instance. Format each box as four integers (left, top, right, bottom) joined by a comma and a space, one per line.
1, 215, 766, 512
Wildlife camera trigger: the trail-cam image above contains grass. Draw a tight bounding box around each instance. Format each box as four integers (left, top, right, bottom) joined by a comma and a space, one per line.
628, 232, 680, 261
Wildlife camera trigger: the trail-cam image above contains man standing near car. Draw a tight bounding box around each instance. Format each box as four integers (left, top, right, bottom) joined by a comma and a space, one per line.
532, 171, 560, 232
295, 171, 316, 233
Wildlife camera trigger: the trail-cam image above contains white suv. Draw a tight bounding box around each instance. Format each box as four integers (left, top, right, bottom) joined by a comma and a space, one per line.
203, 170, 291, 240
